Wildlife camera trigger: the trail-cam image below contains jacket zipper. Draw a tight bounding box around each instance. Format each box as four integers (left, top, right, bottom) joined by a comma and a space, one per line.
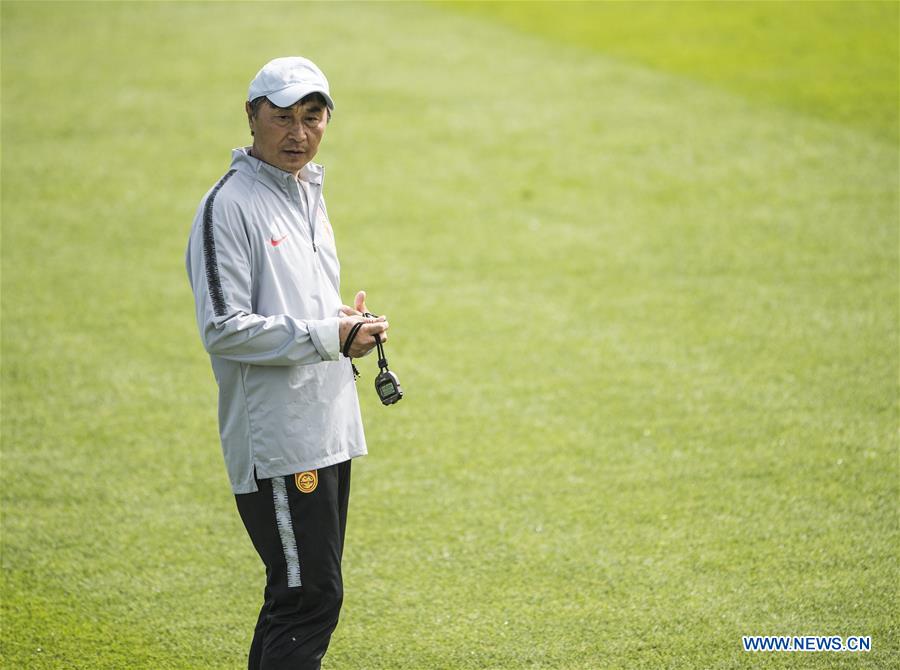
310, 179, 324, 254
295, 180, 320, 252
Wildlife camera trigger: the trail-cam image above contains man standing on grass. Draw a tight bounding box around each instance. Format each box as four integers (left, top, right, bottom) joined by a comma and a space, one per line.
185, 56, 388, 670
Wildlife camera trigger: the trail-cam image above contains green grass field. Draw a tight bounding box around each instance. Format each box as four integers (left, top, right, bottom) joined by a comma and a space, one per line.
2, 1, 897, 668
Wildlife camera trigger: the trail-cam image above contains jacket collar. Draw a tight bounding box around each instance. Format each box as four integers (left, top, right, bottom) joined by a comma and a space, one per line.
230, 146, 324, 188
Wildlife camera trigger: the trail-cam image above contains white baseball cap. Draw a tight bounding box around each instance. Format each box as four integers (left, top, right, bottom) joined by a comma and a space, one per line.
247, 56, 334, 110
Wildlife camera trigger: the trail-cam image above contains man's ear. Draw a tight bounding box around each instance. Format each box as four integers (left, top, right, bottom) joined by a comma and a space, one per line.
245, 100, 255, 135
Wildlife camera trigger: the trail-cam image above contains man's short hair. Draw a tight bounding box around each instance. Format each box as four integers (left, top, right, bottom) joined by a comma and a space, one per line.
249, 92, 331, 121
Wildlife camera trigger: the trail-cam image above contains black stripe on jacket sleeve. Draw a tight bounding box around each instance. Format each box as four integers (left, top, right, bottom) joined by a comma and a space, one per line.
202, 169, 238, 317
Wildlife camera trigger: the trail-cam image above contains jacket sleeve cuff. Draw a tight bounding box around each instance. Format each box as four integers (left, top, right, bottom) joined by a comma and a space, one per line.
308, 316, 341, 362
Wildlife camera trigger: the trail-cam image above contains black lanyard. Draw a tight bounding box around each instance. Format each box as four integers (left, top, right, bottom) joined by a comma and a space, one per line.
341, 312, 403, 405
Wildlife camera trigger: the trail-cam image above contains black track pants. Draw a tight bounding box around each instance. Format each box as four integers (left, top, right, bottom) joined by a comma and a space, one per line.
235, 460, 351, 670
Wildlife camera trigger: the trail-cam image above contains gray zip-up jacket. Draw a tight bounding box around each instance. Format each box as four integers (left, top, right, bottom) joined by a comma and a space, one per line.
186, 147, 367, 494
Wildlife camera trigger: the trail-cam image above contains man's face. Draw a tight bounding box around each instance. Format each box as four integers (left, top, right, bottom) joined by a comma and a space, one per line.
246, 97, 328, 175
